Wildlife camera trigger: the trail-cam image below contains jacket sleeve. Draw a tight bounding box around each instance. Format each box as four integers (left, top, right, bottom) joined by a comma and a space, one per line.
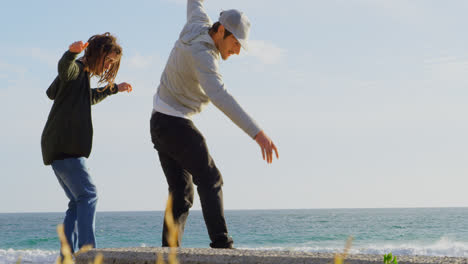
187, 0, 210, 24
58, 51, 80, 82
91, 84, 119, 105
46, 76, 60, 100
193, 50, 262, 139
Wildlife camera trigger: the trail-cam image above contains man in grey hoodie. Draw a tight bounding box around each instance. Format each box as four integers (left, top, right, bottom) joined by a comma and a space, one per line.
150, 0, 279, 248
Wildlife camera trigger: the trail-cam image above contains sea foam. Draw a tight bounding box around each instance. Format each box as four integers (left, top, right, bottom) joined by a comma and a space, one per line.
1, 237, 467, 264
242, 236, 468, 257
0, 248, 59, 264
354, 236, 468, 257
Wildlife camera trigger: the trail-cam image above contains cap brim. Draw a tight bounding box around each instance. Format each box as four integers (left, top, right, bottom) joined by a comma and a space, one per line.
239, 40, 249, 51
237, 38, 249, 51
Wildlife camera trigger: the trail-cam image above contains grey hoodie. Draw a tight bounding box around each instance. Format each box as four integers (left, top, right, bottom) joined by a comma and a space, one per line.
153, 0, 261, 139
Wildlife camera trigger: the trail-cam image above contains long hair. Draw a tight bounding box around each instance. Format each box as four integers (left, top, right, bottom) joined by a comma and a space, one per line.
82, 32, 122, 92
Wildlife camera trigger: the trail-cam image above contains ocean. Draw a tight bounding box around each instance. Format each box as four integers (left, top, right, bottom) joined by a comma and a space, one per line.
1, 208, 467, 263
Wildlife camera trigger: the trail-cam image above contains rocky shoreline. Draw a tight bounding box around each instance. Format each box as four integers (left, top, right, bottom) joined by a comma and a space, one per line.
75, 247, 468, 264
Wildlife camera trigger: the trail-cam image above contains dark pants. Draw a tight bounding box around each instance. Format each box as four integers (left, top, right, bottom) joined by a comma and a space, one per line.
150, 112, 233, 248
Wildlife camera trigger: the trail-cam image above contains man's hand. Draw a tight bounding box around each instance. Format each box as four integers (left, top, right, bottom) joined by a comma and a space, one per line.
69, 41, 89, 53
118, 82, 133, 93
254, 130, 279, 164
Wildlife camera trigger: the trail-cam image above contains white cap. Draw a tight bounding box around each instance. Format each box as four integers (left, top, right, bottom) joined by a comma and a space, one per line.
219, 9, 251, 51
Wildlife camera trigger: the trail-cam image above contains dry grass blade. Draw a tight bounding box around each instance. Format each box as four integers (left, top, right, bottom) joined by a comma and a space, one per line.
15, 256, 22, 264
168, 252, 178, 264
92, 253, 103, 264
155, 252, 164, 264
333, 236, 353, 264
164, 195, 179, 248
164, 194, 179, 264
54, 224, 103, 264
56, 224, 73, 264
74, 244, 93, 257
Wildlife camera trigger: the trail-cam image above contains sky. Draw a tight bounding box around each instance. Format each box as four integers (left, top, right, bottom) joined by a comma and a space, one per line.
1, 0, 468, 213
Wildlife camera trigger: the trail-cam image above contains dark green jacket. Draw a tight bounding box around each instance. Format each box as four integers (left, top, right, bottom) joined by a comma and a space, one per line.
41, 51, 118, 165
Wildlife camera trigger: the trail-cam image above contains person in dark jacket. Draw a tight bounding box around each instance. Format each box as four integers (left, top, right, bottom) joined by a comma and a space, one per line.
41, 32, 132, 254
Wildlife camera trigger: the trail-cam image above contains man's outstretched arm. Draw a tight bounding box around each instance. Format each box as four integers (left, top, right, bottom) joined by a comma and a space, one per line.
193, 50, 279, 164
187, 0, 210, 24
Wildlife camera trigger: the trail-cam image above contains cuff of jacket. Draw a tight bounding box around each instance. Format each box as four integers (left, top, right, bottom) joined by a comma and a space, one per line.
110, 83, 119, 94
63, 50, 79, 60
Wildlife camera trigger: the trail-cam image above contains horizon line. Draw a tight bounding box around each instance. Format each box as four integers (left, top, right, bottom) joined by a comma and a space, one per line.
1, 206, 467, 214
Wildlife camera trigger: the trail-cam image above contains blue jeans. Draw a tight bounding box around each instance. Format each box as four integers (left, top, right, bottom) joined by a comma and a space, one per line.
52, 157, 98, 253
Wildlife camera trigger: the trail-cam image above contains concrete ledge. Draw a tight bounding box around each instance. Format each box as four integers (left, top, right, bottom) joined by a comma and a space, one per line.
75, 247, 468, 264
